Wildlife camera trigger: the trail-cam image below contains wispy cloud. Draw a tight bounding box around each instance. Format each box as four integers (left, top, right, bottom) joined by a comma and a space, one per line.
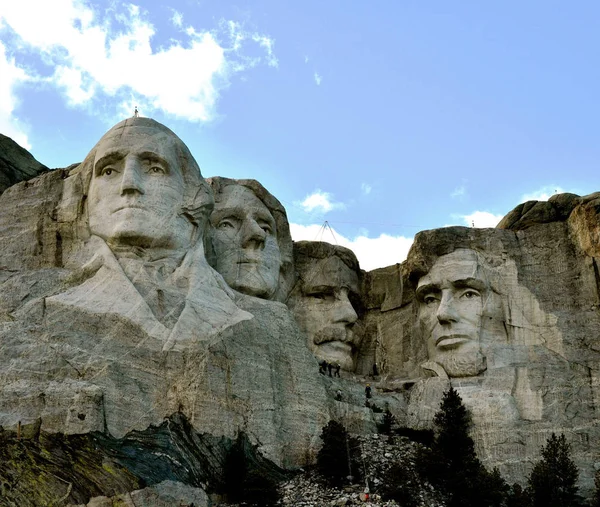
290, 223, 413, 271
0, 1, 277, 126
361, 183, 372, 195
451, 185, 467, 200
304, 55, 309, 63
298, 190, 345, 213
521, 186, 565, 203
314, 72, 322, 85
458, 210, 504, 228
171, 10, 183, 28
251, 33, 278, 68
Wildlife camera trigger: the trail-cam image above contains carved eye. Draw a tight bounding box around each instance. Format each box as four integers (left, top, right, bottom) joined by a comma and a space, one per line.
309, 289, 335, 302
423, 295, 438, 306
218, 219, 235, 230
259, 222, 272, 234
100, 167, 115, 176
150, 166, 165, 174
462, 290, 480, 300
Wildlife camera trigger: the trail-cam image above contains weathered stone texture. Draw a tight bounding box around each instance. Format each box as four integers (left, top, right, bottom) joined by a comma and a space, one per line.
362, 211, 600, 495
3, 127, 600, 503
0, 133, 49, 194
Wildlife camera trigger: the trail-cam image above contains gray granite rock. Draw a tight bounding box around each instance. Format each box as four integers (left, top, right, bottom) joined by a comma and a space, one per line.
0, 133, 49, 194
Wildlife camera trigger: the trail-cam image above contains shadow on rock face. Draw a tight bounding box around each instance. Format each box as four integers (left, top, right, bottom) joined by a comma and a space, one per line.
0, 412, 288, 506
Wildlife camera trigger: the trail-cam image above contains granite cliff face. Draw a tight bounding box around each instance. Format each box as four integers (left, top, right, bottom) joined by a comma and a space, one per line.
2, 121, 600, 503
364, 200, 600, 495
0, 133, 48, 194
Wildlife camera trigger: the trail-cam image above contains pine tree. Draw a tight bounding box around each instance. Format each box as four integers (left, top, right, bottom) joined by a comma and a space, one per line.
317, 420, 362, 486
505, 483, 531, 507
417, 386, 491, 507
528, 432, 579, 507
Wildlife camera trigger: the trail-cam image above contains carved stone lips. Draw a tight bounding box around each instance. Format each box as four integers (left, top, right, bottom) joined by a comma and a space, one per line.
114, 204, 145, 212
237, 258, 259, 265
435, 335, 470, 349
236, 255, 262, 265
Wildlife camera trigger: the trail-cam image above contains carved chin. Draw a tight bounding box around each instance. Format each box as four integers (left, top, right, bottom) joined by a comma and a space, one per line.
312, 341, 355, 371
436, 350, 487, 378
231, 273, 277, 299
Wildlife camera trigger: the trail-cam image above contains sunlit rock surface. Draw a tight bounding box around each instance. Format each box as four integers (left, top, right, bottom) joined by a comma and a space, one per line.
3, 122, 600, 501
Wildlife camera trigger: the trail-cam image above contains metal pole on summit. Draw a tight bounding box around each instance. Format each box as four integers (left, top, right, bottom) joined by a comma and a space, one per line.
315, 221, 338, 245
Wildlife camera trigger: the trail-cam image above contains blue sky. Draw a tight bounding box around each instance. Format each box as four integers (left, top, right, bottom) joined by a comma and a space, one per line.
1, 1, 599, 270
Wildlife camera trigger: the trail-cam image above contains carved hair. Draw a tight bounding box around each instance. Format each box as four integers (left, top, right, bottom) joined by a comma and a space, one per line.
65, 117, 213, 238
292, 241, 360, 274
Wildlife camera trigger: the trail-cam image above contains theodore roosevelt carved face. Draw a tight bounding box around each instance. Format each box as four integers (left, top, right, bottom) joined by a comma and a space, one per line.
288, 242, 362, 372
416, 249, 491, 377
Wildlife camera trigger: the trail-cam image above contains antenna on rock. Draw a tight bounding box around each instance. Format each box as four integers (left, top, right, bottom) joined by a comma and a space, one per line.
315, 221, 338, 244
134, 106, 139, 118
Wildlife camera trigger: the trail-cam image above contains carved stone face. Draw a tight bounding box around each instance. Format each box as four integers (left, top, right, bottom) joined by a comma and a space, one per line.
88, 126, 194, 251
416, 249, 488, 377
289, 256, 360, 371
209, 185, 281, 298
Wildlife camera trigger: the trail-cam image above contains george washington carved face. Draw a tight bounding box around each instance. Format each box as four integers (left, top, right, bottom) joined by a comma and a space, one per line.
87, 120, 206, 253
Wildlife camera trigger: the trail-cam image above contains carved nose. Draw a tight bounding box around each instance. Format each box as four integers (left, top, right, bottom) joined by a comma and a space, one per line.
120, 157, 144, 195
333, 289, 358, 325
436, 291, 458, 323
241, 219, 266, 249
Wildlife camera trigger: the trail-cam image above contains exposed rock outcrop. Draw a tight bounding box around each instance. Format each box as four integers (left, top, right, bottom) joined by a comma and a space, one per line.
0, 133, 49, 194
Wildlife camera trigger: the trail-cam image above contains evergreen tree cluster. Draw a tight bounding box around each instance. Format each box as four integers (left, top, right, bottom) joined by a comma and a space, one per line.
414, 386, 508, 507
383, 387, 586, 507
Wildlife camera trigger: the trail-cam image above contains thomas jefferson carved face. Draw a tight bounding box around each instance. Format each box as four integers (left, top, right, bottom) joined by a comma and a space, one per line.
416, 249, 489, 377
289, 254, 361, 371
208, 184, 281, 298
88, 126, 195, 251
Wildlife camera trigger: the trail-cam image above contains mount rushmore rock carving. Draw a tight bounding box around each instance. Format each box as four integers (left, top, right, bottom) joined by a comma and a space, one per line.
287, 241, 363, 373
2, 117, 600, 502
206, 176, 294, 302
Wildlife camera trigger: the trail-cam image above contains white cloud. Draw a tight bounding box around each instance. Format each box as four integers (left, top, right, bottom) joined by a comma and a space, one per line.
451, 185, 467, 200
521, 186, 564, 203
290, 223, 413, 271
171, 10, 183, 28
361, 183, 372, 195
460, 211, 504, 228
304, 55, 309, 63
0, 1, 277, 123
299, 190, 345, 213
0, 41, 31, 148
314, 72, 322, 85
252, 33, 278, 68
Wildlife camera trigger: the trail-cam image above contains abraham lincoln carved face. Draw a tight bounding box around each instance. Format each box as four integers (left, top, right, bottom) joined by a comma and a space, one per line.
416, 249, 491, 377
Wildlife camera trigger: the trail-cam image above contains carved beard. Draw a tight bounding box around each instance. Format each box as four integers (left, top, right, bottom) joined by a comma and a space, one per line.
437, 349, 487, 378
